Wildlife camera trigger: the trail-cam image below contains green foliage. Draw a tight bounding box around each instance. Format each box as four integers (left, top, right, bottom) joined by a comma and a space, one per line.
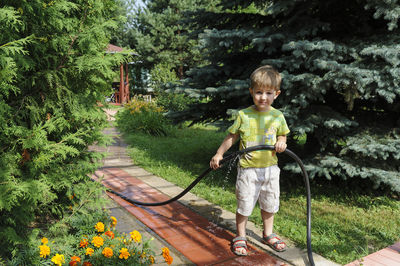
167, 0, 400, 193
156, 90, 196, 113
116, 98, 176, 136
119, 0, 219, 91
0, 0, 128, 258
150, 62, 179, 91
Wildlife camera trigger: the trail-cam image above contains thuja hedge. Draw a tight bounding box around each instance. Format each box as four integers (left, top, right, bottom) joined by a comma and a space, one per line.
0, 0, 128, 258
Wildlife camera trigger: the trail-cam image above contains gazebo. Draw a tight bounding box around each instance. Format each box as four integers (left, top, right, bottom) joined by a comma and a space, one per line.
106, 44, 131, 104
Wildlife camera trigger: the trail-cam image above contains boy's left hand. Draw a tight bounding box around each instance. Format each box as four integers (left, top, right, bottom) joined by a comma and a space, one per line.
274, 141, 287, 153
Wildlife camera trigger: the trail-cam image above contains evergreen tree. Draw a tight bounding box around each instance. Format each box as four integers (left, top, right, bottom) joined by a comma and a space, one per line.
0, 0, 126, 257
123, 0, 219, 92
170, 0, 400, 193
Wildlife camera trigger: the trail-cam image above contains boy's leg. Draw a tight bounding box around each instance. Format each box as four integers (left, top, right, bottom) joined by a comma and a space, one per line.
233, 212, 248, 255
261, 209, 274, 236
261, 210, 286, 251
259, 165, 286, 251
236, 212, 248, 237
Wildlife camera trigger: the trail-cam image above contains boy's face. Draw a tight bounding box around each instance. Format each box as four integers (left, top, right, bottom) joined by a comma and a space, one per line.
249, 86, 281, 112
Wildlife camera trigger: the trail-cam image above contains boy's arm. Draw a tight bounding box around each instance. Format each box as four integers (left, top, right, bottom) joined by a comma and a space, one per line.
275, 135, 287, 153
210, 133, 239, 169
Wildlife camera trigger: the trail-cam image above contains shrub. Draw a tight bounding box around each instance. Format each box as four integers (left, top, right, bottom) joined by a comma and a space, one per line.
116, 98, 175, 137
155, 91, 196, 113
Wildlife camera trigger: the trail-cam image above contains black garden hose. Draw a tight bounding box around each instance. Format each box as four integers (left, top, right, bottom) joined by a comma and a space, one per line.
98, 145, 315, 266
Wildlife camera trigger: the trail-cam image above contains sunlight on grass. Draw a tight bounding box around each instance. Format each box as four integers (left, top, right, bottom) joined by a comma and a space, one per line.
120, 124, 400, 265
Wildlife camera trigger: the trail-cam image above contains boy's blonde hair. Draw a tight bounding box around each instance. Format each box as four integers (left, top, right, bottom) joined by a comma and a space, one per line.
250, 65, 281, 91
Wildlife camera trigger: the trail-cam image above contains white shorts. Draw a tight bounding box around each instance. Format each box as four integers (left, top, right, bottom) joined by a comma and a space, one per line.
236, 165, 280, 216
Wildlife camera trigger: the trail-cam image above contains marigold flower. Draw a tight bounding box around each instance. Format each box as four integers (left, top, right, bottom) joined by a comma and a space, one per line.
51, 253, 65, 266
79, 238, 89, 248
149, 255, 155, 264
92, 236, 104, 248
41, 237, 49, 245
164, 254, 173, 265
102, 247, 113, 258
95, 222, 105, 232
119, 248, 130, 259
105, 230, 115, 239
39, 245, 50, 258
130, 230, 141, 243
86, 247, 94, 256
162, 247, 170, 257
110, 216, 117, 227
162, 247, 173, 264
71, 255, 80, 261
69, 255, 80, 266
82, 262, 93, 266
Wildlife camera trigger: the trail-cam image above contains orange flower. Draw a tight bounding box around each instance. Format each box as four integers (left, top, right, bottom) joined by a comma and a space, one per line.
164, 254, 173, 265
69, 255, 80, 266
82, 262, 93, 266
92, 236, 104, 248
95, 222, 105, 233
105, 230, 115, 239
79, 238, 89, 248
41, 237, 49, 245
85, 247, 94, 256
162, 247, 173, 265
102, 247, 113, 258
119, 248, 130, 260
162, 247, 170, 257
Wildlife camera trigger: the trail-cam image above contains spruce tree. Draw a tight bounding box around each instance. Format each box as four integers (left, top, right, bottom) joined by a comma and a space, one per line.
123, 0, 219, 91
0, 0, 126, 257
170, 0, 400, 193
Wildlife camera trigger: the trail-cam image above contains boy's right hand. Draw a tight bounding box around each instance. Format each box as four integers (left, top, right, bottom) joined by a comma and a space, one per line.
210, 154, 223, 170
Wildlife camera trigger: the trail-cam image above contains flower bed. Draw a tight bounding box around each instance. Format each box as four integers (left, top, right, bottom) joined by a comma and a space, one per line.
38, 216, 173, 265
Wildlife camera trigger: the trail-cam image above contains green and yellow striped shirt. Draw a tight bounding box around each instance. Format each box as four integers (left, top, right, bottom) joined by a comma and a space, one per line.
228, 106, 290, 168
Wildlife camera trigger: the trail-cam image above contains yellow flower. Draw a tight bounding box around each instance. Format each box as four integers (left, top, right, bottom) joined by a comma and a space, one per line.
95, 222, 105, 233
92, 236, 104, 248
102, 247, 113, 258
86, 247, 94, 256
51, 253, 65, 266
119, 248, 130, 259
41, 237, 49, 245
130, 230, 141, 243
39, 245, 50, 258
111, 216, 117, 227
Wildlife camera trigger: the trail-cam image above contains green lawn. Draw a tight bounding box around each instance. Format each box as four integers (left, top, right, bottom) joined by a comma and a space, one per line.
119, 123, 400, 265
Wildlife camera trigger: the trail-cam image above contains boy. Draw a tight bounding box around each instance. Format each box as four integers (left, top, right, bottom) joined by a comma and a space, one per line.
210, 65, 289, 256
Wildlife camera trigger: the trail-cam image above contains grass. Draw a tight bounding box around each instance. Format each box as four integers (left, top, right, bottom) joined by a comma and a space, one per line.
119, 123, 400, 265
